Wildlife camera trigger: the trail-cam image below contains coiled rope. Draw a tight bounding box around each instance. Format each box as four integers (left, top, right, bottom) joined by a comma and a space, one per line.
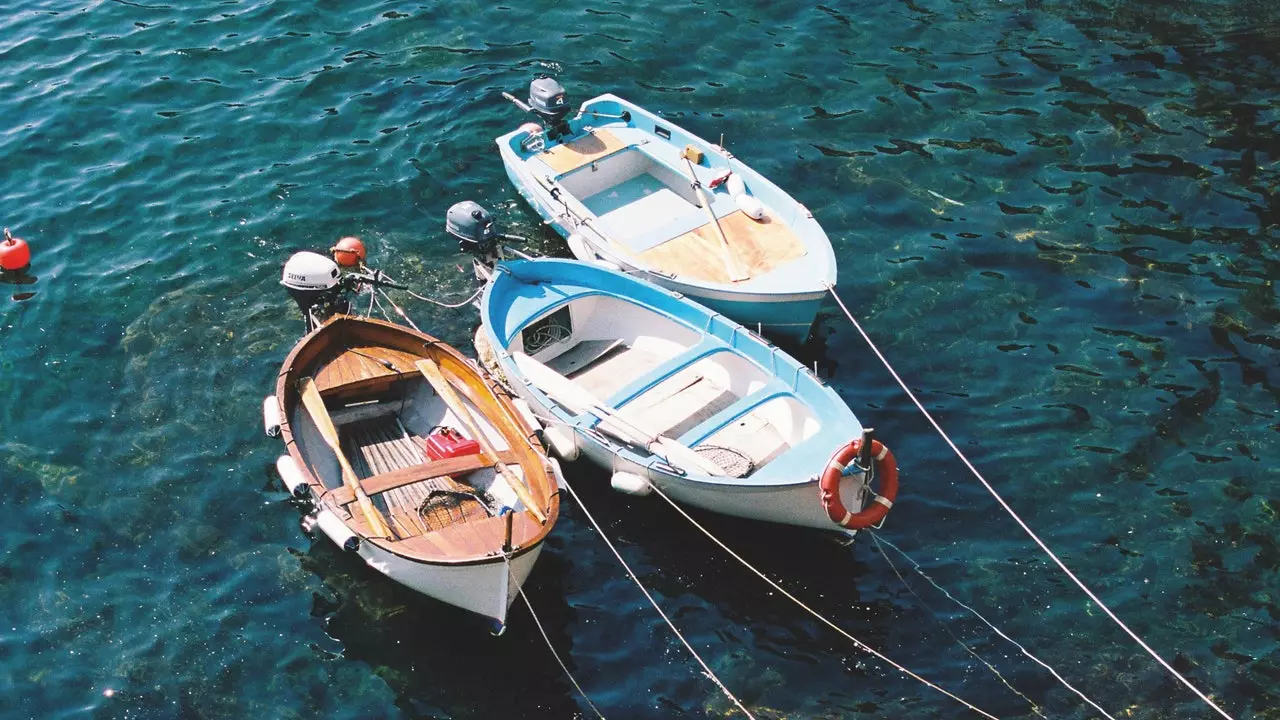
557, 477, 757, 719
645, 483, 999, 719
824, 283, 1235, 720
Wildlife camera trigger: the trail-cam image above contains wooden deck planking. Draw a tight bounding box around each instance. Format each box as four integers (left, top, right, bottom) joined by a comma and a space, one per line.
539, 129, 628, 175
637, 209, 807, 284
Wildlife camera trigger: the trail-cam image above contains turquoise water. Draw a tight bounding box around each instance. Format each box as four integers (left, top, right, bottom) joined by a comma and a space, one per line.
2, 0, 1276, 717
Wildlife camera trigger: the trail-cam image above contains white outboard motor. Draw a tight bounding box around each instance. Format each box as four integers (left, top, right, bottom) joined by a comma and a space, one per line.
281, 251, 346, 331
527, 76, 571, 138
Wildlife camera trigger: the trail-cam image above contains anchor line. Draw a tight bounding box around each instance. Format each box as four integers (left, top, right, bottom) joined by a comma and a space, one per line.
557, 477, 757, 719
645, 484, 999, 719
517, 587, 607, 719
823, 283, 1235, 720
869, 532, 1116, 719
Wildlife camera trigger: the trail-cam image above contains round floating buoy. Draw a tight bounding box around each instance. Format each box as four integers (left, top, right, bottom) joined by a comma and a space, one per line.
1, 228, 31, 271
819, 438, 899, 529
331, 236, 366, 267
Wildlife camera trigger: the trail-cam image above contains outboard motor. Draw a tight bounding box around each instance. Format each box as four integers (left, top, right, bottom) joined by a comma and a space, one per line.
446, 201, 500, 267
281, 251, 348, 331
527, 76, 571, 139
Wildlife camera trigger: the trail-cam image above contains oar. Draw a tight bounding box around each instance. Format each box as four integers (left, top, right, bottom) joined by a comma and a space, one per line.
680, 148, 748, 282
511, 352, 727, 477
299, 377, 394, 539
414, 357, 548, 524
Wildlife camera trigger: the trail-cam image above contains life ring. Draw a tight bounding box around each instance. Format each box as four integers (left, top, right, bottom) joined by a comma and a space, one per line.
819, 438, 899, 529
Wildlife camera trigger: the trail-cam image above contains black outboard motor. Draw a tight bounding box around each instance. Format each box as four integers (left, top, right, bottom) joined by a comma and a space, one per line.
527, 76, 571, 139
446, 200, 500, 267
281, 251, 348, 332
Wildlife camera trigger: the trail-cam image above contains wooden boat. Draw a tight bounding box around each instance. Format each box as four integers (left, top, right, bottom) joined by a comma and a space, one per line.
268, 313, 561, 631
478, 258, 899, 533
496, 84, 837, 341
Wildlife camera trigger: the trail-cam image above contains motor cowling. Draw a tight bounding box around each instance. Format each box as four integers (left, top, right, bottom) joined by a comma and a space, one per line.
528, 77, 571, 138
282, 251, 346, 330
446, 200, 498, 260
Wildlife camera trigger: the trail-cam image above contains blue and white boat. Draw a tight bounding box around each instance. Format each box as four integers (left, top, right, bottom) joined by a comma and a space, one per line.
478, 257, 900, 533
496, 79, 837, 342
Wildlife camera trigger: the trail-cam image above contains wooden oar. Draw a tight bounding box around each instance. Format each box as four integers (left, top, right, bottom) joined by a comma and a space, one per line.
680, 148, 748, 282
299, 377, 394, 539
414, 357, 548, 524
511, 352, 727, 477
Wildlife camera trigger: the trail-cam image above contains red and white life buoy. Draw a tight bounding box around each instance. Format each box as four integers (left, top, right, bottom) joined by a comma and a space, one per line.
819, 438, 899, 529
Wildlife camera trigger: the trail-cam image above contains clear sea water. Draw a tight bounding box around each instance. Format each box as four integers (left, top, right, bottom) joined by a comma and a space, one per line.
1, 1, 1276, 718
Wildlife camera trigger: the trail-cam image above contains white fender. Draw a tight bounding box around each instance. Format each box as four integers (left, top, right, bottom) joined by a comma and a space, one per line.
263, 395, 281, 437
566, 233, 590, 259
275, 455, 310, 498
735, 193, 766, 221
543, 424, 580, 462
548, 457, 568, 490
511, 397, 543, 436
315, 508, 360, 552
725, 173, 747, 198
610, 471, 652, 496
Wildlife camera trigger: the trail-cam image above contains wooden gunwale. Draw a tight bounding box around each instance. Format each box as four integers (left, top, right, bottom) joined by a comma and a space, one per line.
276, 315, 560, 566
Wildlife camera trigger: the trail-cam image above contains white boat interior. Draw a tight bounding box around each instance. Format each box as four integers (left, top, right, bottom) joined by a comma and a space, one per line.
512, 294, 822, 478
527, 128, 808, 285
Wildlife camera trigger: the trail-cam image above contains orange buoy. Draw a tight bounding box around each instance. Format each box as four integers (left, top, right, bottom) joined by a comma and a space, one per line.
331, 236, 366, 267
0, 228, 31, 271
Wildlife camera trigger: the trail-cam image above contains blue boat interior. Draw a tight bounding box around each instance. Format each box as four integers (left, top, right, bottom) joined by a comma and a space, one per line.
489, 261, 859, 483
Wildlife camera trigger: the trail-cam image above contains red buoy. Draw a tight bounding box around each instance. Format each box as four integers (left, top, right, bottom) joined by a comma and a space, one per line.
331, 236, 366, 267
0, 228, 31, 271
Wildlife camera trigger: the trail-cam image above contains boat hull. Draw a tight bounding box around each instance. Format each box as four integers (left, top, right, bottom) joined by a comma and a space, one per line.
355, 537, 543, 630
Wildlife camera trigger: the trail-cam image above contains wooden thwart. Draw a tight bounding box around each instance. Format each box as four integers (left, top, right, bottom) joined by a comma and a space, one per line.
329, 450, 521, 507
539, 129, 628, 174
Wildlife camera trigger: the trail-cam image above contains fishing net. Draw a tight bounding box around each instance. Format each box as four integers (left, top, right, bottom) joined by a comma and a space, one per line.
694, 445, 754, 478
417, 487, 493, 532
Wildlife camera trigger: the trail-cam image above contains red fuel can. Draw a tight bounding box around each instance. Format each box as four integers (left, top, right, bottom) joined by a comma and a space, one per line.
423, 427, 481, 460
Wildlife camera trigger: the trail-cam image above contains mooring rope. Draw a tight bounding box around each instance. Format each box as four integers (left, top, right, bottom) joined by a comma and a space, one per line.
557, 478, 757, 719
408, 285, 485, 309
376, 288, 421, 332
646, 484, 998, 719
518, 587, 607, 719
824, 283, 1235, 720
870, 532, 1116, 719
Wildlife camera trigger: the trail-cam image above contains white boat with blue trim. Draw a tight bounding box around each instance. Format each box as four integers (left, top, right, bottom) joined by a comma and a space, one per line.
477, 257, 899, 533
496, 78, 837, 342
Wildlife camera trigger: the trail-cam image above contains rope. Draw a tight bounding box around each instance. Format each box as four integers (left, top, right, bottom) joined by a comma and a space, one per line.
557, 477, 757, 719
870, 533, 1116, 719
408, 285, 484, 309
518, 587, 607, 719
376, 288, 421, 332
824, 283, 1236, 720
646, 484, 998, 719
